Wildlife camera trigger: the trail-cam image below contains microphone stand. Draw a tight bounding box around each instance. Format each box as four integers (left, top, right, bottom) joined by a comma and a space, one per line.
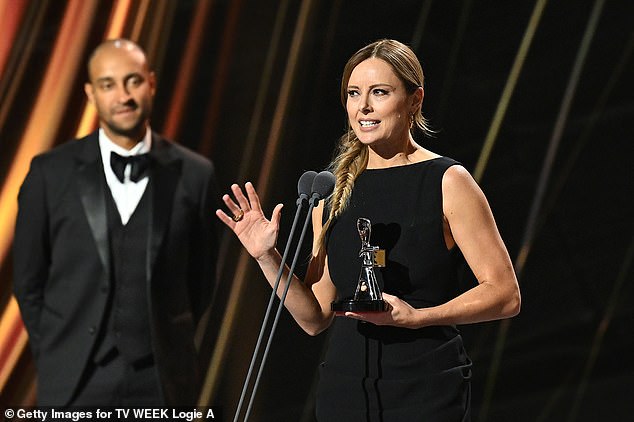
232, 193, 310, 422
242, 193, 320, 422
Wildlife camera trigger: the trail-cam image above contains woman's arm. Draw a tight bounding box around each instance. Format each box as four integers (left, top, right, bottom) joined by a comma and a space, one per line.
346, 165, 520, 328
216, 182, 336, 335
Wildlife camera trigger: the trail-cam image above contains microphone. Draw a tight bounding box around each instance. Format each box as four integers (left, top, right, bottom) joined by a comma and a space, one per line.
241, 171, 335, 422
310, 170, 336, 206
233, 170, 318, 422
297, 170, 318, 204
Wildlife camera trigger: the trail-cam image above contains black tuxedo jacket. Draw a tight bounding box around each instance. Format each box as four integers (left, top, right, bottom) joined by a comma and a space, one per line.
13, 131, 219, 405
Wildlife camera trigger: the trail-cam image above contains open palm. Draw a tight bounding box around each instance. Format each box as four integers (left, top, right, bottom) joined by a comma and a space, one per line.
216, 182, 283, 260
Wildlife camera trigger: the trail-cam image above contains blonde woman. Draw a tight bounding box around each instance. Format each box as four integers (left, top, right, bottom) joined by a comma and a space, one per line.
217, 39, 520, 421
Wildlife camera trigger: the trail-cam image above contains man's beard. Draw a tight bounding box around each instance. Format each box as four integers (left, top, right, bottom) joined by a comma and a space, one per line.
105, 118, 146, 138
104, 104, 150, 139
104, 99, 151, 139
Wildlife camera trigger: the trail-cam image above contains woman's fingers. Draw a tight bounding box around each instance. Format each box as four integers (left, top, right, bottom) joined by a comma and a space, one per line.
217, 182, 276, 230
244, 182, 263, 213
231, 183, 251, 212
382, 293, 397, 308
215, 208, 236, 229
222, 191, 241, 214
219, 183, 257, 226
270, 203, 284, 228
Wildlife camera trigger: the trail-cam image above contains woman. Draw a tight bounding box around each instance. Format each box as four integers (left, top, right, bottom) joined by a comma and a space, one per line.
217, 39, 520, 421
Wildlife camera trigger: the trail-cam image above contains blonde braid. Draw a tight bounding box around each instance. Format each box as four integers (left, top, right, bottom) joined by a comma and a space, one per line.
317, 39, 432, 251
318, 130, 368, 251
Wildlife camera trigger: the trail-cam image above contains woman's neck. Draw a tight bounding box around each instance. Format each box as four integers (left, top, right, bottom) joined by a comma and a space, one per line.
366, 139, 435, 169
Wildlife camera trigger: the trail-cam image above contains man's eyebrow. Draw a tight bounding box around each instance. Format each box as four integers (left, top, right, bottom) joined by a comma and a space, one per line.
94, 73, 144, 83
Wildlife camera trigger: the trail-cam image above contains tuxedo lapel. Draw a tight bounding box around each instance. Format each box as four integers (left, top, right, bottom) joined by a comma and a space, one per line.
75, 134, 110, 278
147, 134, 180, 281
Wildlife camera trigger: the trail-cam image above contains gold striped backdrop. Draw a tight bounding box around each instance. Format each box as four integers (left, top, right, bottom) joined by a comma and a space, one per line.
0, 0, 219, 404
1, 1, 632, 421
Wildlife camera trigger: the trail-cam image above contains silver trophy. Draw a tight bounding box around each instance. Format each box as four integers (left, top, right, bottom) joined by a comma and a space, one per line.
331, 218, 387, 313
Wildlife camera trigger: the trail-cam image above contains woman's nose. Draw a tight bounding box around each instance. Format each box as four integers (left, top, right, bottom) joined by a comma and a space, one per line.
359, 95, 372, 113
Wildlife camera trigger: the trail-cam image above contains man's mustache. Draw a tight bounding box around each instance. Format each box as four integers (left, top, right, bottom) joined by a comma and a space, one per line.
115, 99, 138, 111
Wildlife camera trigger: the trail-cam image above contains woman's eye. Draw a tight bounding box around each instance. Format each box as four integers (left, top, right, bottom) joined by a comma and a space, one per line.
372, 88, 388, 96
347, 90, 359, 97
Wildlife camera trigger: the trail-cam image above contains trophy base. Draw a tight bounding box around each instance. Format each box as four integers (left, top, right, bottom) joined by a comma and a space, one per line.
331, 299, 387, 313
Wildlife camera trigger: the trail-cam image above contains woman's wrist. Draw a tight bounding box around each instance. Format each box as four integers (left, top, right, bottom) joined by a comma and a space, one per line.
255, 248, 280, 266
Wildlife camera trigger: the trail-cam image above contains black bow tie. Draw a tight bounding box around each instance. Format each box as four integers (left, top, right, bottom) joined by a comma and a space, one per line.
110, 151, 151, 183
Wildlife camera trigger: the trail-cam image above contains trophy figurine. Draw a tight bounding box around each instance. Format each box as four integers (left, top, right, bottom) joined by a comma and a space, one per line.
331, 218, 387, 313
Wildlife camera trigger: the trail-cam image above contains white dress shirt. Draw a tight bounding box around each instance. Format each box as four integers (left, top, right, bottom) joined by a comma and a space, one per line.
99, 128, 152, 225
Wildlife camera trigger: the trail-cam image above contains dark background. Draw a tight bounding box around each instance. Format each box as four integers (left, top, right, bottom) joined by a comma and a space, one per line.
0, 1, 632, 421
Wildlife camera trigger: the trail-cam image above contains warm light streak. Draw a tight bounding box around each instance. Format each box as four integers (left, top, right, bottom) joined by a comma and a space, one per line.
75, 0, 135, 138
0, 0, 28, 78
199, 0, 241, 155
476, 0, 549, 418
200, 0, 291, 406
257, 0, 313, 200
479, 1, 605, 420
74, 106, 98, 138
201, 252, 252, 403
473, 0, 548, 183
231, 0, 289, 180
201, 0, 314, 406
0, 0, 97, 282
0, 298, 28, 391
130, 0, 151, 41
163, 0, 213, 139
517, 0, 604, 265
0, 0, 98, 396
143, 1, 173, 68
106, 0, 132, 39
0, 5, 47, 136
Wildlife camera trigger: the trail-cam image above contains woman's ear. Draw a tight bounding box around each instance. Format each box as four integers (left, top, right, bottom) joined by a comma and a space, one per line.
411, 86, 424, 113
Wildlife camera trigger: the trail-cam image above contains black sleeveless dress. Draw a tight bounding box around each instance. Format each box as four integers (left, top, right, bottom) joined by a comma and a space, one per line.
317, 157, 472, 422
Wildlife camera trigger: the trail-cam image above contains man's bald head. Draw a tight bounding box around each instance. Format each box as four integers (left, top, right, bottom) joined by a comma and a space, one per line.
84, 38, 156, 148
87, 39, 150, 82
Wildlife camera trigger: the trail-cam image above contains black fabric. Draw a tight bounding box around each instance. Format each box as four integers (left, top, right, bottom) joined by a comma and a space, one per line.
104, 182, 153, 361
110, 151, 151, 182
69, 349, 162, 407
13, 131, 220, 406
318, 157, 472, 421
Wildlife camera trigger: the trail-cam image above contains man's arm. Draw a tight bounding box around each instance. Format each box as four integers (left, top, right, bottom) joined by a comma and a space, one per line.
13, 157, 51, 358
189, 161, 220, 325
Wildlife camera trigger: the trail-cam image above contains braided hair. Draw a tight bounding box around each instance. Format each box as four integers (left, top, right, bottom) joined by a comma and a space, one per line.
318, 39, 433, 251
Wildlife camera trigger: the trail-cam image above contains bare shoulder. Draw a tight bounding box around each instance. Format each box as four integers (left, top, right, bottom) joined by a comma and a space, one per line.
442, 165, 489, 215
442, 164, 482, 195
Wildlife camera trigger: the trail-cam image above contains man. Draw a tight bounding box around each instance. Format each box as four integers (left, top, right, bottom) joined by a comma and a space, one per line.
13, 39, 219, 406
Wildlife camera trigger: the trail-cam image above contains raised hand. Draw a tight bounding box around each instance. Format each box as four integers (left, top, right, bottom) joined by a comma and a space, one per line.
216, 182, 284, 260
